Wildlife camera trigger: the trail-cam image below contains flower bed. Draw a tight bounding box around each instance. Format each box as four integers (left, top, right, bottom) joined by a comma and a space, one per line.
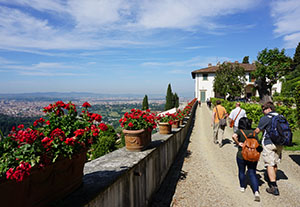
0, 101, 108, 206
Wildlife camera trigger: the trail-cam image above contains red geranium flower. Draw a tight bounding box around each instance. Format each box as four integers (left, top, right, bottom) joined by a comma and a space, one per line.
82, 102, 91, 108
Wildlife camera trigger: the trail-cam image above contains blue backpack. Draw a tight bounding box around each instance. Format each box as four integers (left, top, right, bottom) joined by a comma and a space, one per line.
267, 113, 293, 146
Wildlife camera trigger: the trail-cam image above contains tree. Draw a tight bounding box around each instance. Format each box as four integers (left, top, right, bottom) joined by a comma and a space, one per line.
142, 95, 149, 110
291, 42, 300, 70
213, 62, 246, 100
295, 84, 300, 127
252, 48, 291, 103
174, 93, 179, 108
282, 42, 300, 97
242, 56, 249, 64
165, 83, 173, 110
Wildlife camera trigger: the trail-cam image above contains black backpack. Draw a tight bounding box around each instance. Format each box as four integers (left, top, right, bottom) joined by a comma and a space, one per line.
267, 113, 293, 146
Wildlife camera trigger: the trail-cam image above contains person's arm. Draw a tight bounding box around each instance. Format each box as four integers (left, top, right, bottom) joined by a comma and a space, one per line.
254, 127, 261, 134
232, 133, 243, 147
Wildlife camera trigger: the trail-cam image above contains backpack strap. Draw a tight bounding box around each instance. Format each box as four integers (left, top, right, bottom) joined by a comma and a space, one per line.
215, 106, 224, 119
240, 129, 248, 141
233, 108, 242, 122
241, 129, 256, 140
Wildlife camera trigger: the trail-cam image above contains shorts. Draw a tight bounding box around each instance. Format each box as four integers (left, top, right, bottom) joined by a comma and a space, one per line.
262, 143, 283, 167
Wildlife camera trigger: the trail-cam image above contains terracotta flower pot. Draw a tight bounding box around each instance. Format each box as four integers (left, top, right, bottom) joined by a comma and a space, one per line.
0, 150, 86, 207
179, 119, 183, 126
172, 120, 179, 129
145, 129, 152, 146
158, 122, 172, 134
123, 129, 148, 151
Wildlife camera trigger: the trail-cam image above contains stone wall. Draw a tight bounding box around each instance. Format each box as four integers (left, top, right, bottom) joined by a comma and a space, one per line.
62, 102, 197, 207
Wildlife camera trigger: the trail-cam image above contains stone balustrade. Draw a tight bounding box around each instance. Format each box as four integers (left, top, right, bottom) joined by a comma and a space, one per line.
60, 102, 197, 207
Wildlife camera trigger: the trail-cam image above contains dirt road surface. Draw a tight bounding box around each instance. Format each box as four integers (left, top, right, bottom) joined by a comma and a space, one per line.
168, 105, 300, 207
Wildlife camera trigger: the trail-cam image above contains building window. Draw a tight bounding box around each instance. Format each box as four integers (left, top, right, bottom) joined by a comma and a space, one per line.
249, 73, 255, 82
203, 74, 208, 80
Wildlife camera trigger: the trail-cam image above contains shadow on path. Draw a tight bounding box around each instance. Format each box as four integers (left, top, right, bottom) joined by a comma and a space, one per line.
150, 110, 196, 207
289, 154, 300, 166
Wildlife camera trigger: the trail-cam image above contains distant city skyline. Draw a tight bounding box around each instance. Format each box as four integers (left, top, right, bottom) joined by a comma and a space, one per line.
0, 0, 300, 97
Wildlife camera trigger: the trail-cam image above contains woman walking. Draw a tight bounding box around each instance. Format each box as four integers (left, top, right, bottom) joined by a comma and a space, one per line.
232, 117, 262, 202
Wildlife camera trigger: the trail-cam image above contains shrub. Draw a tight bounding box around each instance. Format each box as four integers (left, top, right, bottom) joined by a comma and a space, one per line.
88, 124, 117, 160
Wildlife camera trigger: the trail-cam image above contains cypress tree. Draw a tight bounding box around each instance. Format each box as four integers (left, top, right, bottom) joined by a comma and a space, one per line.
242, 56, 249, 64
165, 83, 173, 110
142, 95, 149, 110
295, 84, 300, 127
292, 42, 300, 70
174, 93, 179, 108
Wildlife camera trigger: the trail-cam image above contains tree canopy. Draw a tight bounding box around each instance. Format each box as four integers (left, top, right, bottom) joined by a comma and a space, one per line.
252, 48, 291, 103
242, 56, 249, 64
213, 62, 246, 100
165, 83, 173, 110
142, 95, 149, 110
282, 42, 300, 97
174, 93, 179, 108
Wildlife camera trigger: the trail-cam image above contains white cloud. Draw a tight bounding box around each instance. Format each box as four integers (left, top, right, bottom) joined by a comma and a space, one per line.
0, 0, 261, 52
0, 61, 88, 76
142, 55, 231, 68
137, 0, 259, 30
67, 0, 129, 31
271, 0, 300, 48
0, 0, 68, 15
185, 46, 211, 50
0, 56, 16, 64
19, 71, 80, 76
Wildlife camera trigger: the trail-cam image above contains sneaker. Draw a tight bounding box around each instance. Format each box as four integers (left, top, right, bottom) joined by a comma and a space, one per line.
266, 186, 280, 196
240, 187, 245, 193
254, 191, 260, 202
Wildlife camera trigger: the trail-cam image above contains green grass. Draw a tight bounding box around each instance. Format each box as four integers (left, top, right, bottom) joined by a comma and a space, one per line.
256, 129, 300, 151
284, 129, 300, 151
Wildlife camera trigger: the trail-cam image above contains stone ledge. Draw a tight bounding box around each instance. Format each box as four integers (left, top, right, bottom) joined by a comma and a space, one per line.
57, 104, 196, 207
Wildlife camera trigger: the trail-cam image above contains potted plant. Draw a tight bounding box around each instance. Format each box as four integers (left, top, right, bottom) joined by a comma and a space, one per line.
119, 108, 157, 151
156, 113, 175, 134
0, 101, 105, 207
176, 109, 185, 126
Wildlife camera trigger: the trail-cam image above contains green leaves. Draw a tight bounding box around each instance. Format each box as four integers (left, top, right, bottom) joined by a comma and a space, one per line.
213, 62, 246, 100
253, 48, 291, 101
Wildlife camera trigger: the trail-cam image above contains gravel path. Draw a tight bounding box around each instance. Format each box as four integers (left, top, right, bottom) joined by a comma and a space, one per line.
170, 104, 300, 207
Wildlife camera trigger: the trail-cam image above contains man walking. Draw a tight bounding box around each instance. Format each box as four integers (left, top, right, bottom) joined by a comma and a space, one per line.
229, 102, 247, 133
254, 102, 283, 196
212, 100, 227, 147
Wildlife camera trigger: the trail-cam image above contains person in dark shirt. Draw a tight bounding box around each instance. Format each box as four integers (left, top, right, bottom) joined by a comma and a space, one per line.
232, 117, 261, 202
254, 102, 283, 196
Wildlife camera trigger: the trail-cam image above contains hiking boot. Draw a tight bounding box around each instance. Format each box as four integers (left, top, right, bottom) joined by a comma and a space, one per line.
266, 186, 280, 196
254, 191, 260, 202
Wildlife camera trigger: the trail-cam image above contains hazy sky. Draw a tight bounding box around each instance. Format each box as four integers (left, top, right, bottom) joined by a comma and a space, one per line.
0, 0, 299, 97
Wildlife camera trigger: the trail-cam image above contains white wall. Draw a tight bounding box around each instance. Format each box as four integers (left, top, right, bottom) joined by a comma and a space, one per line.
194, 72, 282, 99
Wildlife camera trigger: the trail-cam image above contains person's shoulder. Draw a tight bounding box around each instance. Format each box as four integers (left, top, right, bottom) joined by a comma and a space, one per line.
236, 130, 242, 135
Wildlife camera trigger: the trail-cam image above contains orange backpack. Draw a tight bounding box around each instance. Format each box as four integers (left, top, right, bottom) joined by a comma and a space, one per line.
241, 130, 260, 162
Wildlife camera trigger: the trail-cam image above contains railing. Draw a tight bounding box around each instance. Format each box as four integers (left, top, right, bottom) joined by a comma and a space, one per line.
60, 101, 197, 207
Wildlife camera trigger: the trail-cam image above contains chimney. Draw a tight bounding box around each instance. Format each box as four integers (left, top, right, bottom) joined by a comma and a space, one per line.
208, 63, 212, 67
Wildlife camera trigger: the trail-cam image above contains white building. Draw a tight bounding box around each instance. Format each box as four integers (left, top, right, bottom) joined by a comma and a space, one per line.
191, 62, 282, 102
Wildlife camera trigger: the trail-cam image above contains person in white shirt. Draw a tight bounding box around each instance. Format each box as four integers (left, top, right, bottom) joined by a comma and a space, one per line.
229, 102, 247, 133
